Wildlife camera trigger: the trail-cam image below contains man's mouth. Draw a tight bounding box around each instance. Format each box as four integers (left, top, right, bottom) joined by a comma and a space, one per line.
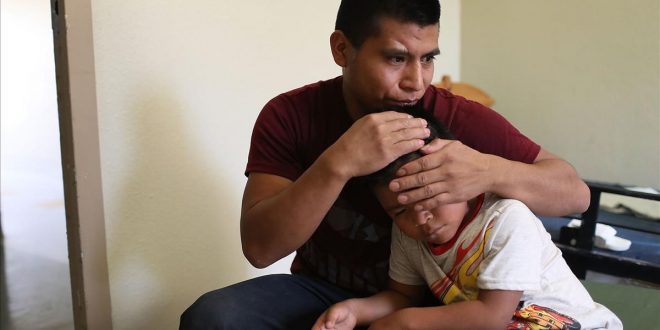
384, 99, 421, 111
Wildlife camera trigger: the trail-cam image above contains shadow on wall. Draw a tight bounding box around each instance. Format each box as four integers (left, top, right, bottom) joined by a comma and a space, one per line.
107, 85, 247, 329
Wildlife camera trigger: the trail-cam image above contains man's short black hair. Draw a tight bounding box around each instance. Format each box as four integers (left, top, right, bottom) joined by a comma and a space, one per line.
364, 102, 453, 187
335, 0, 441, 48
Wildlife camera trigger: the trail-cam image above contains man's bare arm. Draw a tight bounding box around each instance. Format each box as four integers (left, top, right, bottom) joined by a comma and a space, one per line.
390, 140, 590, 216
241, 112, 429, 268
488, 148, 590, 215
241, 170, 347, 268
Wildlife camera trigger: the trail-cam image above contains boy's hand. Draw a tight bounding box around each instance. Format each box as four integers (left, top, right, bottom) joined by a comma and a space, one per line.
311, 303, 357, 330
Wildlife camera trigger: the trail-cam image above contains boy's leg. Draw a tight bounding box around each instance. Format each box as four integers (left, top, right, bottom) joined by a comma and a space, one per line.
179, 273, 357, 330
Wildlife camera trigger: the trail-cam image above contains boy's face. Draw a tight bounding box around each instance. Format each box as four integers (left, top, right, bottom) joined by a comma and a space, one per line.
341, 16, 440, 115
374, 185, 468, 245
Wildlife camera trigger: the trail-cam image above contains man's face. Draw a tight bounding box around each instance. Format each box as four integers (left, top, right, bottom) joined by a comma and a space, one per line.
342, 17, 440, 115
374, 185, 467, 245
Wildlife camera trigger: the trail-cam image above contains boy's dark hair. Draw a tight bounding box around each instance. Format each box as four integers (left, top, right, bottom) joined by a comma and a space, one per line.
364, 102, 454, 187
335, 0, 441, 48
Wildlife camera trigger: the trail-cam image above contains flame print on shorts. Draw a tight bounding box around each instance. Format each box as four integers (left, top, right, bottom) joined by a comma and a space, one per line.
507, 304, 581, 330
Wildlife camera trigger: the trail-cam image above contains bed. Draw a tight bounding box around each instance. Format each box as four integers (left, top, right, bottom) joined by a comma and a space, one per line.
538, 180, 660, 327
538, 180, 660, 284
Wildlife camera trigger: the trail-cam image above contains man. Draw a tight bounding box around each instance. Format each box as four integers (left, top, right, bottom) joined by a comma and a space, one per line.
180, 0, 589, 328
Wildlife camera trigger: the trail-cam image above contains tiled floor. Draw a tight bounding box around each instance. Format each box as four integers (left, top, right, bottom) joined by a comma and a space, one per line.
1, 168, 74, 330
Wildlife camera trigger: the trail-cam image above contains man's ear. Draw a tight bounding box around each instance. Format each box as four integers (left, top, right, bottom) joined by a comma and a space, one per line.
330, 30, 351, 67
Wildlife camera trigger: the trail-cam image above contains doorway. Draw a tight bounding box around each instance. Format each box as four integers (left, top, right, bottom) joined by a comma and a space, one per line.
0, 0, 73, 329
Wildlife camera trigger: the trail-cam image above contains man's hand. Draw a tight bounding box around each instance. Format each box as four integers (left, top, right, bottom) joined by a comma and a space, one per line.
311, 303, 357, 330
389, 138, 493, 211
389, 138, 591, 216
322, 111, 430, 180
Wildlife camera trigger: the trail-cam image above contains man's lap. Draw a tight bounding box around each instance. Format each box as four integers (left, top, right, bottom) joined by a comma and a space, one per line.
179, 273, 359, 330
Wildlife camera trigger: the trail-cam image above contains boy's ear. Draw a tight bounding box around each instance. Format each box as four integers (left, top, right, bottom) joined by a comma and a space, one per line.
330, 30, 351, 67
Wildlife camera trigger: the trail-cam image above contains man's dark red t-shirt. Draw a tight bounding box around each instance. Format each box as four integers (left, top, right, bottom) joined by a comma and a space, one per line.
245, 76, 540, 295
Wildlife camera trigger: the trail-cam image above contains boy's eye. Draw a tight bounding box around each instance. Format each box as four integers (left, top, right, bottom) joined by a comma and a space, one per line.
392, 208, 406, 217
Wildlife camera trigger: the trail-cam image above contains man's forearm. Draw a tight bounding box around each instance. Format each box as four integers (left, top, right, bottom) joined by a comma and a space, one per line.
240, 152, 351, 268
242, 112, 430, 268
488, 155, 590, 216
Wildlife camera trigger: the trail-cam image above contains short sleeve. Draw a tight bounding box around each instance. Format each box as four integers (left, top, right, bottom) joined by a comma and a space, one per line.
477, 200, 543, 291
245, 95, 303, 181
389, 225, 426, 286
427, 88, 540, 164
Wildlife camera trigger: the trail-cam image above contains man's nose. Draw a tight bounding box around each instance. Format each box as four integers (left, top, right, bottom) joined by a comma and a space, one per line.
400, 61, 424, 92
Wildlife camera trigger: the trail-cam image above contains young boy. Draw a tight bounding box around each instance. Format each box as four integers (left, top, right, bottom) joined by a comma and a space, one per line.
312, 107, 622, 330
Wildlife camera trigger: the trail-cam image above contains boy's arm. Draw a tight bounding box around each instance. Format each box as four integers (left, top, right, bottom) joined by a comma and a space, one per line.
312, 280, 425, 330
370, 289, 523, 330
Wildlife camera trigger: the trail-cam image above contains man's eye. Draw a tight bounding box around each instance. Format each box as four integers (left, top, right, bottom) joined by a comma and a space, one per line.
422, 55, 436, 64
390, 56, 405, 64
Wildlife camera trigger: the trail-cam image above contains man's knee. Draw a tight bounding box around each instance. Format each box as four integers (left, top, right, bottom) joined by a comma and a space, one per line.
179, 275, 292, 329
180, 289, 241, 329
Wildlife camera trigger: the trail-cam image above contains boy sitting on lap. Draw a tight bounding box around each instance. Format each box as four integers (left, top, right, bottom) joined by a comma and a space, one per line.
313, 105, 621, 330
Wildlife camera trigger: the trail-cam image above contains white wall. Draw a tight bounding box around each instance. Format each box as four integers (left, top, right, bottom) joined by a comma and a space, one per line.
90, 1, 461, 328
461, 0, 660, 189
436, 0, 461, 81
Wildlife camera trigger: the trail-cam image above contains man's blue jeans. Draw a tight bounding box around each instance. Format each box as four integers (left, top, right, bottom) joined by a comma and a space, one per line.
179, 274, 362, 330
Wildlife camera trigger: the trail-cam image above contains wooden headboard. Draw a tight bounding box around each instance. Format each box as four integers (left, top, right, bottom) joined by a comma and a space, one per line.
433, 75, 495, 107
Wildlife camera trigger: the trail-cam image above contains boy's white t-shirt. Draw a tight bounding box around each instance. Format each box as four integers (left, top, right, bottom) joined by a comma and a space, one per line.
389, 194, 622, 329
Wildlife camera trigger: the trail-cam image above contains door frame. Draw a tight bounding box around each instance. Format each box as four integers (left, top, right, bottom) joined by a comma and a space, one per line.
51, 0, 112, 328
